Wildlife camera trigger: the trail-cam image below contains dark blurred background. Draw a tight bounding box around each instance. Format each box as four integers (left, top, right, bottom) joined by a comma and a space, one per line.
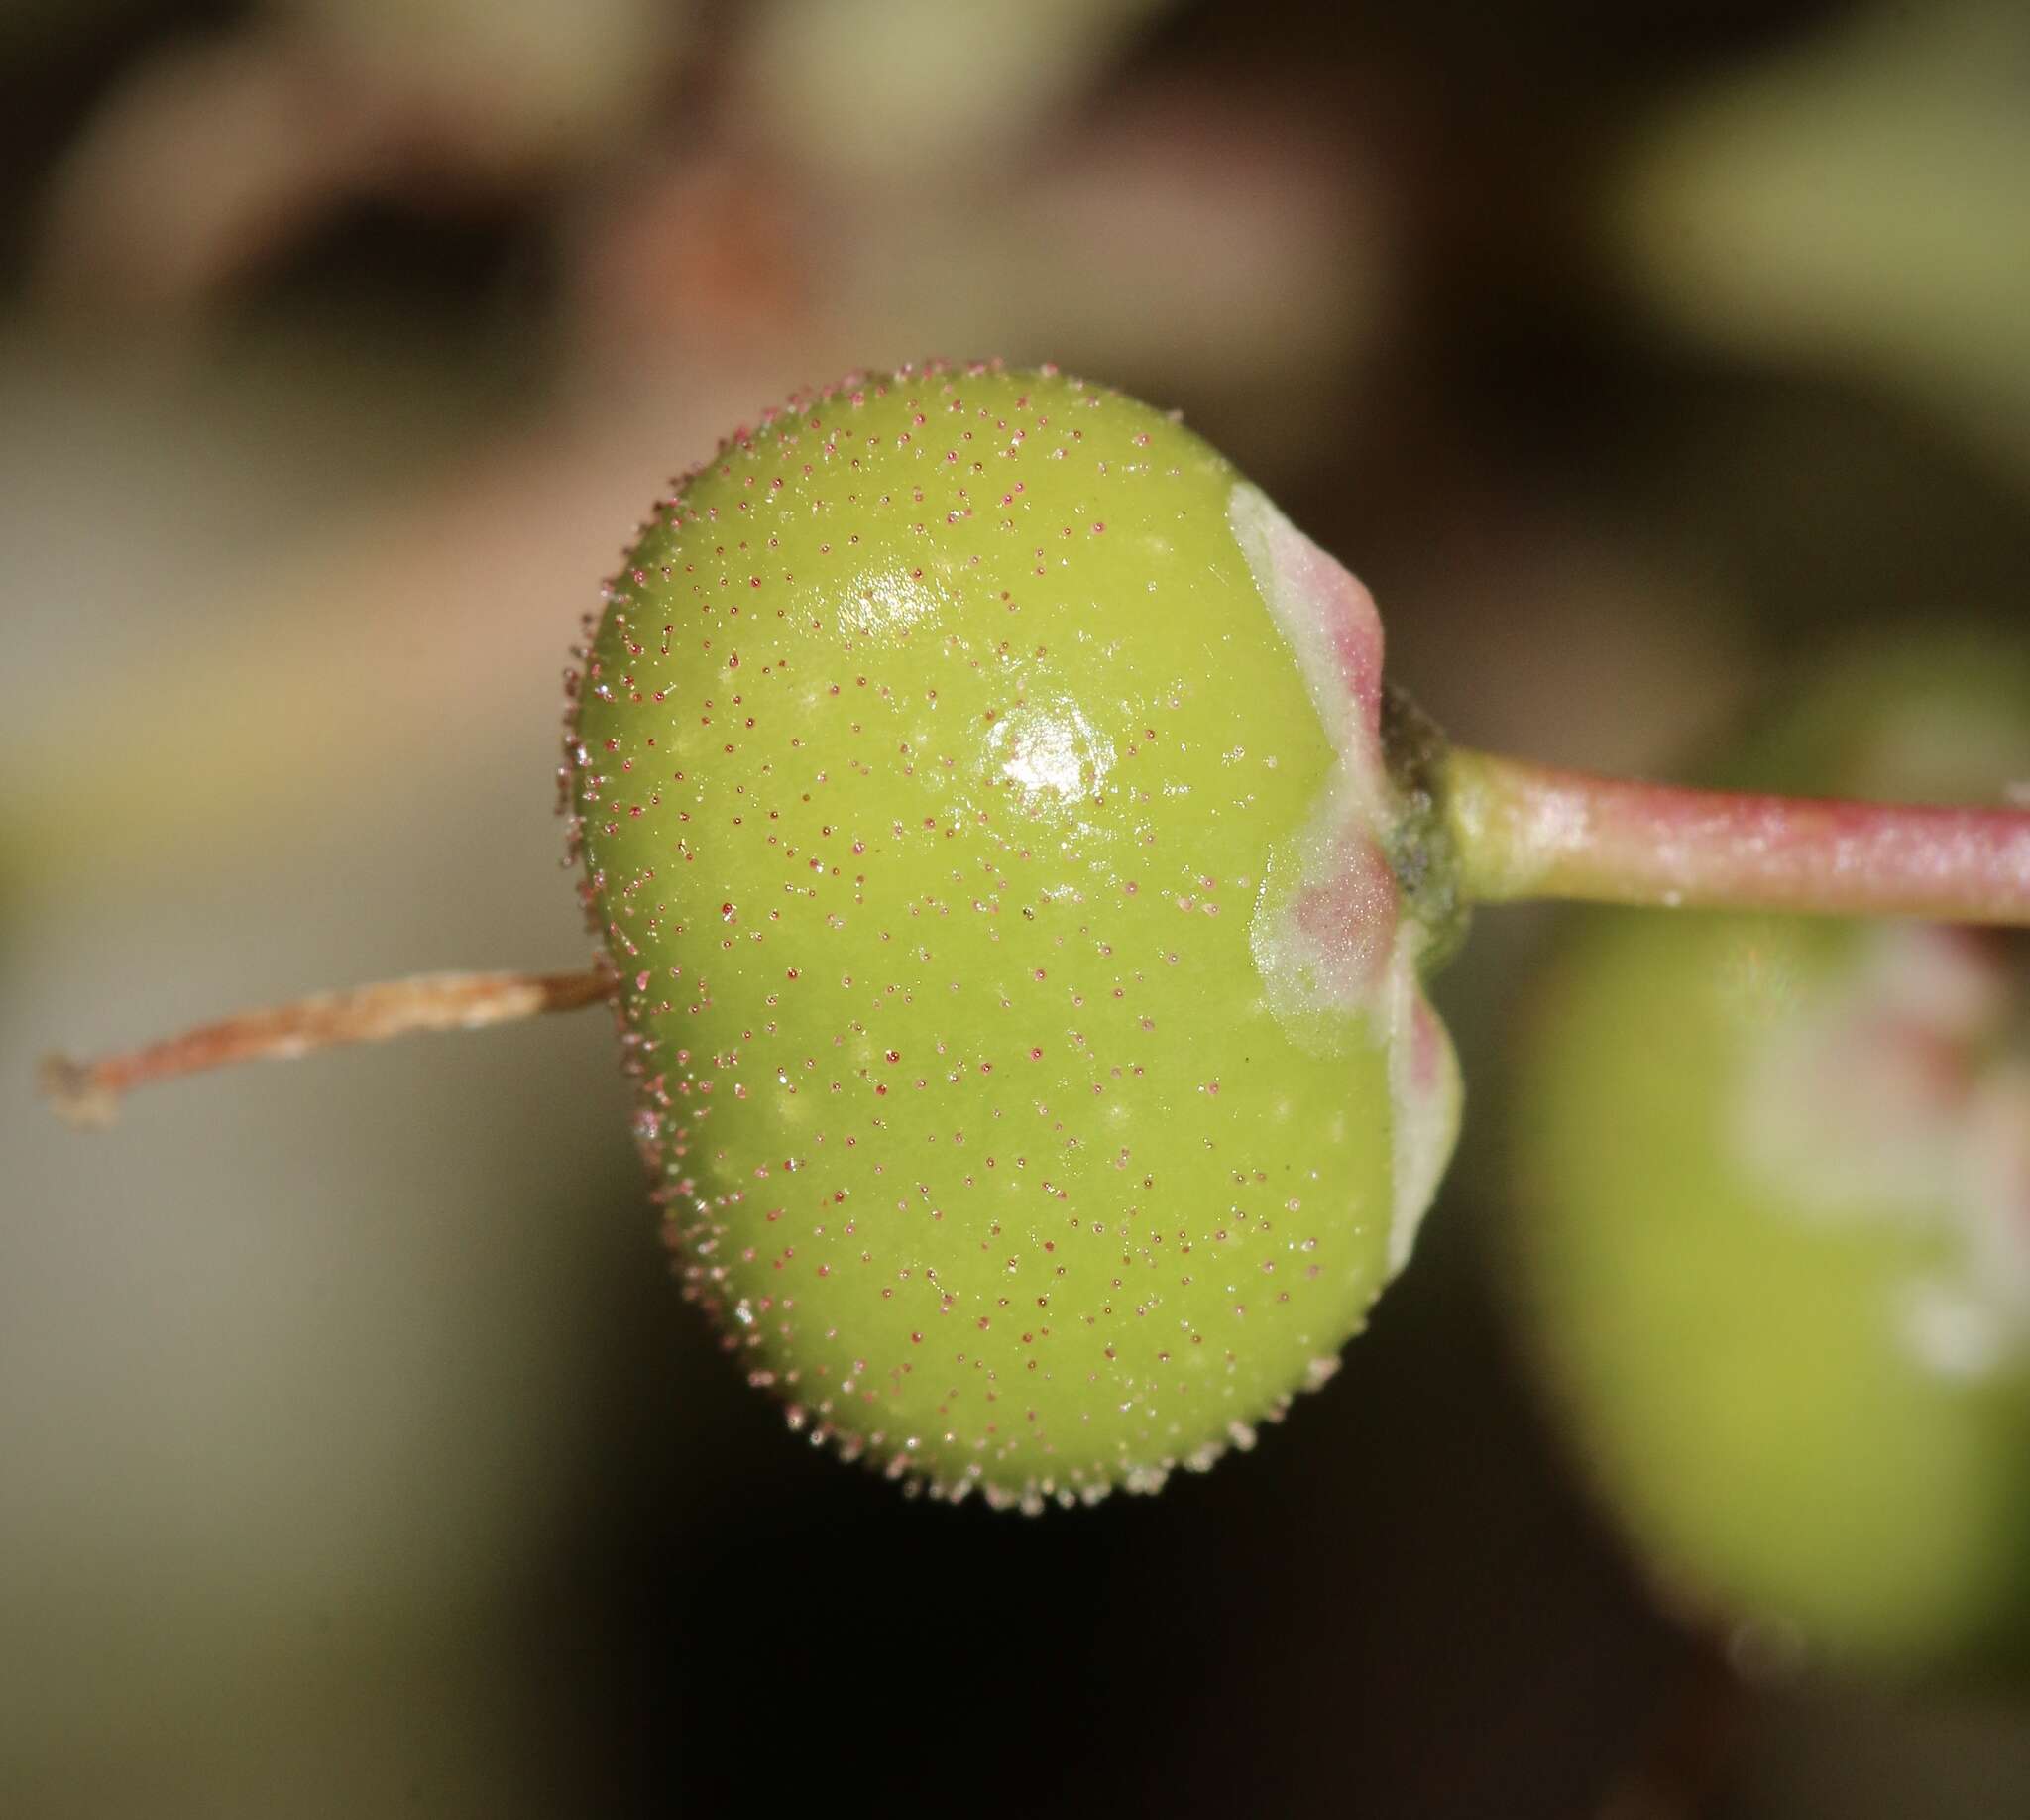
5, 1, 2028, 1814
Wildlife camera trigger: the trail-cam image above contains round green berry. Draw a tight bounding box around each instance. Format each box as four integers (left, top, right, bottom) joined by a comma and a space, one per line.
1512, 633, 2030, 1674
568, 361, 1460, 1509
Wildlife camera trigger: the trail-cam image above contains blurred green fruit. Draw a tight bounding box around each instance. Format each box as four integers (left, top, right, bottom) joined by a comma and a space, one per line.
569, 361, 1461, 1510
1513, 633, 2030, 1675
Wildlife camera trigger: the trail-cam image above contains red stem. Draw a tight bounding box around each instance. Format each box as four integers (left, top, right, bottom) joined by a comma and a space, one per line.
1446, 749, 2030, 925
40, 967, 614, 1127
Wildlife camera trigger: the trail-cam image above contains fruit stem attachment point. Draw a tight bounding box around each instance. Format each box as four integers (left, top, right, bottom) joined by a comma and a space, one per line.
1443, 747, 2030, 926
39, 967, 616, 1128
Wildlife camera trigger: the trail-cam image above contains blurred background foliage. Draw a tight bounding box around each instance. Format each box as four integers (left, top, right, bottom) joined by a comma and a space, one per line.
2, 1, 2027, 1814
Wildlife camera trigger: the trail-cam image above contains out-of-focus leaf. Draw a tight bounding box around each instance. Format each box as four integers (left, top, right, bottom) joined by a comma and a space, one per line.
1619, 2, 2030, 489
743, 0, 1173, 187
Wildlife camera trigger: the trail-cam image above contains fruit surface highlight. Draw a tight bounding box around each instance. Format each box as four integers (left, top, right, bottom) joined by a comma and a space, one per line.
1513, 634, 2030, 1674
568, 360, 1460, 1509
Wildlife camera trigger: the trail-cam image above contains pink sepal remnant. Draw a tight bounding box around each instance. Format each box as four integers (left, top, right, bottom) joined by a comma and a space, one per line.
1228, 481, 1390, 830
1385, 951, 1462, 1275
1228, 482, 1461, 1276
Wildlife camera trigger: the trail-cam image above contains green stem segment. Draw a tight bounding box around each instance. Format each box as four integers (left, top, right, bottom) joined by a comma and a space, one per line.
1444, 747, 2030, 926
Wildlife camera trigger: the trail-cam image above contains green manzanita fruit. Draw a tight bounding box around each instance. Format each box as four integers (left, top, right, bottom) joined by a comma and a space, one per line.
568, 360, 1463, 1510
1513, 632, 2030, 1676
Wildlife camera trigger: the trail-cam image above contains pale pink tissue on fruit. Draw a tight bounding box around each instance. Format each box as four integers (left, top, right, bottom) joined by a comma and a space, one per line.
1385, 955, 1462, 1275
1283, 826, 1401, 1003
1228, 482, 1462, 1276
1229, 481, 1398, 1015
1733, 924, 2030, 1381
1226, 482, 1389, 823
